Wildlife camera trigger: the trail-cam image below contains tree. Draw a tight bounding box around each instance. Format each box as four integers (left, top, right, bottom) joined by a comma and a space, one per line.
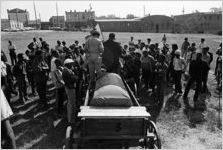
210, 7, 222, 13
126, 14, 136, 19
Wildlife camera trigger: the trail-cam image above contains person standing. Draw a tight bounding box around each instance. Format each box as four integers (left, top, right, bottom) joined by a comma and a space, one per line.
154, 54, 168, 107
197, 38, 205, 53
25, 50, 37, 96
1, 89, 16, 149
181, 38, 190, 59
13, 53, 29, 103
32, 50, 49, 108
84, 30, 104, 82
141, 50, 155, 90
62, 58, 79, 125
51, 59, 65, 116
161, 34, 167, 45
173, 50, 186, 94
183, 53, 210, 109
201, 47, 211, 93
128, 36, 135, 52
28, 38, 39, 55
103, 33, 122, 74
55, 40, 63, 52
8, 40, 17, 66
166, 44, 178, 83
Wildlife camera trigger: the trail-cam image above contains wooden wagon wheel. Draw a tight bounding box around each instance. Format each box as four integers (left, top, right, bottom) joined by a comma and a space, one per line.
144, 120, 162, 149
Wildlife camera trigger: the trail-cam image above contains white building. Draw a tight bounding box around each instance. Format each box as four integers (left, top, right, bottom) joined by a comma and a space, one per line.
7, 8, 30, 26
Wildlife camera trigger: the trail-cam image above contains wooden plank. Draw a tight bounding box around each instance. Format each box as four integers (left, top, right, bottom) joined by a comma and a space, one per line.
84, 118, 145, 137
78, 106, 150, 117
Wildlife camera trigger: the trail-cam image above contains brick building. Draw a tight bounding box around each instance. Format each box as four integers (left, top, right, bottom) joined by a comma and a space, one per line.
174, 12, 222, 34
65, 10, 95, 30
96, 15, 174, 33
49, 16, 65, 28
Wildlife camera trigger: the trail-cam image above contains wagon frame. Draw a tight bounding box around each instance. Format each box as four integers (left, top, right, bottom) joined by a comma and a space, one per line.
65, 75, 162, 149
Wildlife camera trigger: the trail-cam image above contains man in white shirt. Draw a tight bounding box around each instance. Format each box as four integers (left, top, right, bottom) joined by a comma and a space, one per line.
8, 40, 17, 65
197, 38, 205, 53
173, 50, 186, 94
128, 36, 135, 52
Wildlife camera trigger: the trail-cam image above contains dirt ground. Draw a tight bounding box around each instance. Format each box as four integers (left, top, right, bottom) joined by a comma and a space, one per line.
1, 31, 222, 149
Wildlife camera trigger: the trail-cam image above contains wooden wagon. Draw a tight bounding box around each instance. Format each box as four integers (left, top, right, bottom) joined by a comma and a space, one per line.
65, 74, 161, 149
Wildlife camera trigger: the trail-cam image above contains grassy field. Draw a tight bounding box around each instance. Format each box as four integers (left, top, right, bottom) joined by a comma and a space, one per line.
1, 30, 222, 149
1, 30, 222, 70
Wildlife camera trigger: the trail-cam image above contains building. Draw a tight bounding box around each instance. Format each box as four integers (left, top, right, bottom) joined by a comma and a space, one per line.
173, 12, 222, 34
28, 19, 41, 29
7, 8, 30, 26
65, 10, 95, 30
96, 15, 174, 33
40, 22, 51, 30
49, 16, 65, 28
1, 19, 24, 30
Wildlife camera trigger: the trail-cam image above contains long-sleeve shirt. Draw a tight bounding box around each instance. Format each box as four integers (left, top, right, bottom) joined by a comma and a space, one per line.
173, 57, 186, 71
62, 67, 78, 89
84, 37, 104, 55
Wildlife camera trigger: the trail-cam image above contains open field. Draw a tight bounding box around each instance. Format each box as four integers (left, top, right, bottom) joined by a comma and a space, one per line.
1, 30, 222, 149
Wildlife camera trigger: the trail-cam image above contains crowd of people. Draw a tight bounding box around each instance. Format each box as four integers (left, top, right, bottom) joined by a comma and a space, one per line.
1, 30, 222, 148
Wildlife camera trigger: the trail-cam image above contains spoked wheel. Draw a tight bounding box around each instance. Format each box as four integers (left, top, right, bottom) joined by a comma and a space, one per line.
144, 120, 162, 149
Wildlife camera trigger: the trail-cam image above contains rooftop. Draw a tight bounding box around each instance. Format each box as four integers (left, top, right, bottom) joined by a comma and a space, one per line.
7, 8, 27, 13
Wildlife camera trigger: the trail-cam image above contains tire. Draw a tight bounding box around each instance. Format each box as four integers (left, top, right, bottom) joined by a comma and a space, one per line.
146, 120, 162, 149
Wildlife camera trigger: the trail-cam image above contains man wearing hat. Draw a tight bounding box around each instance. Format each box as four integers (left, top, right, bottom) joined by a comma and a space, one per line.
103, 33, 122, 74
13, 53, 29, 103
84, 30, 104, 82
62, 58, 79, 125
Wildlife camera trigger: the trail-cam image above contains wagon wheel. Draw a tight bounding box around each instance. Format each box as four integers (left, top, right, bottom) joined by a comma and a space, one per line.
145, 120, 162, 149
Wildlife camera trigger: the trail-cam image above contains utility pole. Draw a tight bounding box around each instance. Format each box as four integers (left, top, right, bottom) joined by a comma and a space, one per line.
33, 1, 38, 29
182, 6, 185, 15
39, 13, 41, 29
56, 2, 59, 27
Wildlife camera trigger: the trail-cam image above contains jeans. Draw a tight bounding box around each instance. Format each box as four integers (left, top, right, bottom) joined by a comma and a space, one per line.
56, 87, 65, 114
202, 71, 209, 93
183, 77, 202, 105
36, 80, 47, 106
65, 87, 77, 124
87, 54, 101, 81
173, 70, 182, 93
27, 72, 36, 94
17, 76, 27, 101
9, 51, 17, 66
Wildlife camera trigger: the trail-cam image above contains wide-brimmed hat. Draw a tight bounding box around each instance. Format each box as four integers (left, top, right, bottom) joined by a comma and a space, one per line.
64, 58, 74, 65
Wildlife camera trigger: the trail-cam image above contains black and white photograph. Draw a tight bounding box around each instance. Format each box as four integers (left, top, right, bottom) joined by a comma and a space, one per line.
1, 0, 222, 149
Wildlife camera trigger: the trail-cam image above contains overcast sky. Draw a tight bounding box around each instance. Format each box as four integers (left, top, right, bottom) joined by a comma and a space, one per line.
1, 1, 222, 21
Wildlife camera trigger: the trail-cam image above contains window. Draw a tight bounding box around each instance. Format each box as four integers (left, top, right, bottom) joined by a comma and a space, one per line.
217, 15, 220, 20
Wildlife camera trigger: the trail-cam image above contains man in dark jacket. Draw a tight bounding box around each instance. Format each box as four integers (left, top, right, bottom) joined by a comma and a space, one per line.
32, 50, 49, 108
183, 52, 210, 109
13, 53, 29, 103
103, 33, 122, 74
